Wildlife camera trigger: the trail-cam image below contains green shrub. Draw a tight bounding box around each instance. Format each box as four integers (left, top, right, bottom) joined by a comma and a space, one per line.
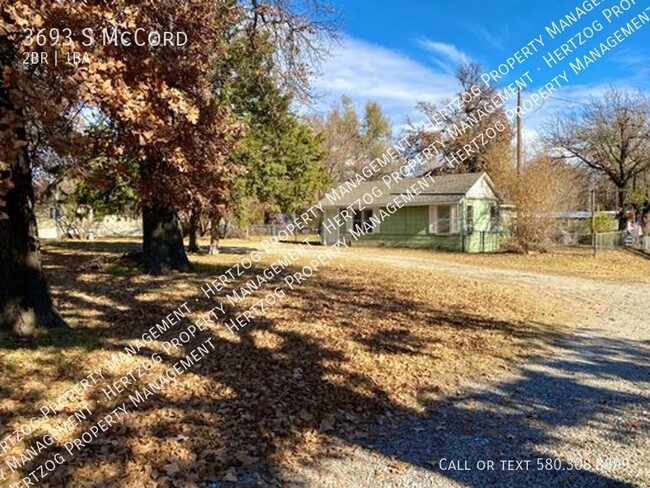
593, 213, 618, 232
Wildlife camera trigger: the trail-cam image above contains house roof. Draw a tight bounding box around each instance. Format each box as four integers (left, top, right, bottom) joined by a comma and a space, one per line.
319, 172, 493, 209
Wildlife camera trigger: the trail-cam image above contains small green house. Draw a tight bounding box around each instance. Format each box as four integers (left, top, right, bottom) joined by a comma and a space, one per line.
319, 172, 509, 253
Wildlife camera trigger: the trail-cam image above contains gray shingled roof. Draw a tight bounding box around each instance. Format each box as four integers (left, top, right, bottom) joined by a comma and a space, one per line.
319, 172, 487, 209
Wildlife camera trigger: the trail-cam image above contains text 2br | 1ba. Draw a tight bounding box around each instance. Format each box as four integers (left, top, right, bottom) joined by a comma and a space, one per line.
23, 51, 90, 67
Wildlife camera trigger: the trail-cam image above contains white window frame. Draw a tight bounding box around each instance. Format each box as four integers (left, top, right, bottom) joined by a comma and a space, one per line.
345, 210, 353, 232
466, 204, 474, 234
348, 208, 380, 234
368, 208, 380, 234
429, 205, 459, 235
489, 204, 500, 232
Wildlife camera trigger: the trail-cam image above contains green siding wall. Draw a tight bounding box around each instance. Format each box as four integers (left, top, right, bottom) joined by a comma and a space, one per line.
354, 205, 463, 251
465, 199, 494, 232
462, 199, 504, 252
328, 200, 505, 253
379, 206, 429, 235
357, 234, 464, 250
463, 232, 505, 253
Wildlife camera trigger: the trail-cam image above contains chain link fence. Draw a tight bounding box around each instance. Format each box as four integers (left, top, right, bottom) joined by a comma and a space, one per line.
553, 230, 650, 254
594, 231, 625, 251
247, 224, 320, 243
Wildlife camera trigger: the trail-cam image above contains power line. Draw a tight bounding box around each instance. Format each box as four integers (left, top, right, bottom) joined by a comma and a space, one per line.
547, 95, 591, 107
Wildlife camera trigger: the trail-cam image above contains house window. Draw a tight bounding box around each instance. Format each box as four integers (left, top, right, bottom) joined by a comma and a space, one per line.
352, 210, 363, 232
350, 209, 379, 234
490, 205, 500, 231
429, 205, 458, 235
466, 205, 474, 234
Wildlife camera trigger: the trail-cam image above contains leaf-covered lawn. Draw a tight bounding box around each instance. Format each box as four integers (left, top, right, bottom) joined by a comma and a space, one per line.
0, 239, 578, 487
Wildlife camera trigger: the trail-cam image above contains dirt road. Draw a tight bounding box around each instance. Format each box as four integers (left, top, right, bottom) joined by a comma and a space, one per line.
287, 249, 650, 487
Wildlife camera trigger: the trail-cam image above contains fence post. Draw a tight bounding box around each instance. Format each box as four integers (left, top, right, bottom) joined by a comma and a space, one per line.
591, 189, 597, 257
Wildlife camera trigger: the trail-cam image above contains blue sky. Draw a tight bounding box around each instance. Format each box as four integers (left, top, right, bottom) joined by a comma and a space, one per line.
307, 0, 650, 139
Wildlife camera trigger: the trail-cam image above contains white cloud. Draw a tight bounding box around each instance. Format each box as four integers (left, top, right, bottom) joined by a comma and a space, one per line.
463, 23, 507, 52
304, 35, 636, 147
304, 36, 459, 131
418, 39, 471, 74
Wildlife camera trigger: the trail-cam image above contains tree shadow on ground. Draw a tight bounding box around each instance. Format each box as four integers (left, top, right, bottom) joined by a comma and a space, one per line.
42, 239, 141, 255
624, 247, 650, 261
0, 241, 647, 487
326, 332, 649, 487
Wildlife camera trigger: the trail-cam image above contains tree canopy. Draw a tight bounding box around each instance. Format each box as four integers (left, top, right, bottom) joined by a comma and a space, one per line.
308, 96, 394, 182
544, 86, 650, 223
411, 63, 513, 177
0, 0, 336, 333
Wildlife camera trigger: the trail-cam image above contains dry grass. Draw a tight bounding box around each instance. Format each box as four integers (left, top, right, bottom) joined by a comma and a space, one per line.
337, 245, 650, 284
0, 239, 580, 486
198, 238, 650, 283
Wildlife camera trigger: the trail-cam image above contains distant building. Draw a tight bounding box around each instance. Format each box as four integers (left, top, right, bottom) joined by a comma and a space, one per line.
319, 172, 510, 253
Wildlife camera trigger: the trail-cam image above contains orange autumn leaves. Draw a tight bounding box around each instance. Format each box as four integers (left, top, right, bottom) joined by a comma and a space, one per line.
1, 0, 242, 212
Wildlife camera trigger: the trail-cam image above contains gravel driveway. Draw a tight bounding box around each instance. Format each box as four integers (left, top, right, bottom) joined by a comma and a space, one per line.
284, 251, 650, 487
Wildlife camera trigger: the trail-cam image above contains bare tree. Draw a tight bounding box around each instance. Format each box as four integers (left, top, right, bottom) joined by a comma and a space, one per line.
243, 0, 340, 101
502, 155, 584, 253
306, 96, 395, 183
411, 63, 513, 177
544, 86, 650, 228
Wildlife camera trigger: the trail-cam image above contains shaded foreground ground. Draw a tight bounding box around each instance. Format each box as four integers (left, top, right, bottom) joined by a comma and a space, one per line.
286, 246, 650, 487
0, 239, 647, 487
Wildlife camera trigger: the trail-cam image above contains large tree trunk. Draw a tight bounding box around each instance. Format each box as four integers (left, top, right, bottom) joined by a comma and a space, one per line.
142, 206, 192, 275
0, 145, 67, 336
209, 218, 220, 255
0, 37, 66, 336
139, 162, 192, 275
188, 209, 200, 253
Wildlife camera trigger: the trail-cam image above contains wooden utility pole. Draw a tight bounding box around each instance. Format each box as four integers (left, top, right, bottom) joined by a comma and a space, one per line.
516, 89, 523, 176
591, 189, 597, 257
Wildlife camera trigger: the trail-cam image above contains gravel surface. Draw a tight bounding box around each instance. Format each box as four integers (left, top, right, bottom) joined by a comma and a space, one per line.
282, 251, 650, 487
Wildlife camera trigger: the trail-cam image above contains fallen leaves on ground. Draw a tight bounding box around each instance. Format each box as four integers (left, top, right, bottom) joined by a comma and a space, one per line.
0, 239, 582, 486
